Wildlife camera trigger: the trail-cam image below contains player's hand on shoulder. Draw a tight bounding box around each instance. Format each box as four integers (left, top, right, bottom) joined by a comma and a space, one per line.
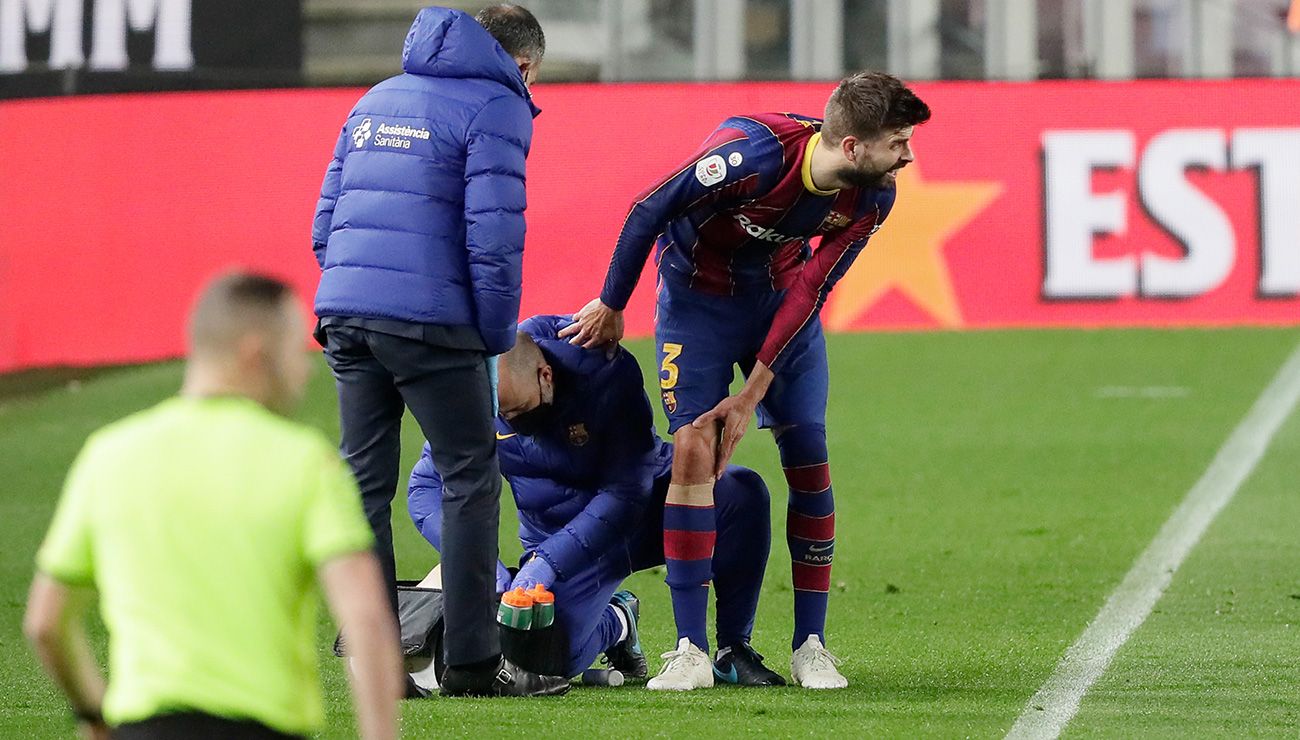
559, 298, 624, 357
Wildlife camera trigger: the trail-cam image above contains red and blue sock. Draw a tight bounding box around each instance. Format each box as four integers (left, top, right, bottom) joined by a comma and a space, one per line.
663, 480, 716, 652
777, 424, 835, 651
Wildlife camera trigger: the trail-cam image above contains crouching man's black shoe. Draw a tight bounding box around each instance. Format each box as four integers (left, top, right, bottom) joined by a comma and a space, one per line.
440, 656, 570, 697
603, 591, 647, 679
713, 642, 786, 686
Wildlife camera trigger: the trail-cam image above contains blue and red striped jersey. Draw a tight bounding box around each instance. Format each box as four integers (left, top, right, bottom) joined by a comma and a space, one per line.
599, 112, 896, 369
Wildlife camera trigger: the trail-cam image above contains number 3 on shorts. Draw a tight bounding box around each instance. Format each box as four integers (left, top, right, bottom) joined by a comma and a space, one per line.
660, 342, 683, 389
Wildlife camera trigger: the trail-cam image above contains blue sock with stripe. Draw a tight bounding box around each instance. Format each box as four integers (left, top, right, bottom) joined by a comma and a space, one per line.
663, 481, 716, 653
777, 424, 835, 651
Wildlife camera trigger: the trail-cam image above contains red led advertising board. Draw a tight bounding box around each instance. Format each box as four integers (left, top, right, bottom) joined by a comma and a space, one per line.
1, 79, 1296, 371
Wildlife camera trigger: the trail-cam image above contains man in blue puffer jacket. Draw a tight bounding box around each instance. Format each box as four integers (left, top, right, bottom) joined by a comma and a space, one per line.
311, 5, 554, 697
408, 316, 785, 685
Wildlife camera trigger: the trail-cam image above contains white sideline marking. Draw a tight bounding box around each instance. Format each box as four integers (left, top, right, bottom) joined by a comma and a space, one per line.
1007, 342, 1300, 740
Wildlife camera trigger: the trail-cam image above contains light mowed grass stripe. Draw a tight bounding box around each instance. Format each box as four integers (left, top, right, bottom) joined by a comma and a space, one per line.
1006, 341, 1300, 740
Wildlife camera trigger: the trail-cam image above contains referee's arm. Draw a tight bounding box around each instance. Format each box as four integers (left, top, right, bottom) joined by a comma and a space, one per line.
24, 574, 108, 738
26, 442, 108, 737
309, 450, 401, 740
318, 552, 401, 740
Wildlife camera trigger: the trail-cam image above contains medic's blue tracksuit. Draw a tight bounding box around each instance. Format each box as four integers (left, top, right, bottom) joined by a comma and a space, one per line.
408, 315, 772, 677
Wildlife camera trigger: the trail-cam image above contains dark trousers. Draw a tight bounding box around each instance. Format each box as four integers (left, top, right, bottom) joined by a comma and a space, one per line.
554, 465, 771, 676
323, 324, 502, 666
113, 711, 303, 739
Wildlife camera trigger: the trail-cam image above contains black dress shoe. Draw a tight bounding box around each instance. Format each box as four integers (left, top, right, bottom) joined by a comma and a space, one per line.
440, 657, 570, 697
404, 673, 430, 699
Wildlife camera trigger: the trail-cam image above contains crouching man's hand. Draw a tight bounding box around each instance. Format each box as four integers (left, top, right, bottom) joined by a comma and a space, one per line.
510, 555, 556, 591
495, 561, 513, 594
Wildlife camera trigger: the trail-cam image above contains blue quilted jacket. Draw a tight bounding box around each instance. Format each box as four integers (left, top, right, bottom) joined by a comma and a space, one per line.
407, 315, 673, 579
311, 7, 540, 355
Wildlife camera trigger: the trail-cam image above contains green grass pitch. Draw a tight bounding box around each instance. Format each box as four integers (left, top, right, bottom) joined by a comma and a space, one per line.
2, 328, 1298, 738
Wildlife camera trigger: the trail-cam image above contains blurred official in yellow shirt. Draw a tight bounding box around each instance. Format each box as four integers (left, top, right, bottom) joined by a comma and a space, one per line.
24, 273, 401, 740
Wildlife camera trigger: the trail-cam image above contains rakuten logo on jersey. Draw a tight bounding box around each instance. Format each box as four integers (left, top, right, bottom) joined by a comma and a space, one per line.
1042, 128, 1300, 299
735, 214, 797, 244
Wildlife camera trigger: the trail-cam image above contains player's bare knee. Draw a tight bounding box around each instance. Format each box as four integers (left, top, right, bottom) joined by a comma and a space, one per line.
671, 426, 717, 483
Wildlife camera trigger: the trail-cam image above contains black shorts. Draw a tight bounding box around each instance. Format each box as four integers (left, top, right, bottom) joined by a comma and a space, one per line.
113, 711, 304, 740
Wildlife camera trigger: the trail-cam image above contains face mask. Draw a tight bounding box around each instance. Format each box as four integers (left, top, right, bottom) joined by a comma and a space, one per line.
508, 402, 553, 437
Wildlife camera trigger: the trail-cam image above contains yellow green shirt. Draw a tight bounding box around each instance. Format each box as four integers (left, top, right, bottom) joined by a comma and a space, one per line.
36, 396, 373, 734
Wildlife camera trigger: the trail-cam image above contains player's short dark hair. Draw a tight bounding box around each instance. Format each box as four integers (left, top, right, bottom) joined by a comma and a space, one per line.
822, 71, 931, 144
476, 4, 545, 61
188, 272, 295, 358
504, 330, 545, 376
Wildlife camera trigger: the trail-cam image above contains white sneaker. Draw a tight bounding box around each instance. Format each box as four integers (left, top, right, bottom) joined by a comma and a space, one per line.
646, 637, 714, 691
790, 635, 848, 689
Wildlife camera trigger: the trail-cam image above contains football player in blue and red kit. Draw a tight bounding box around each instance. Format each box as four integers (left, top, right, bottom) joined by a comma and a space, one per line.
562, 72, 931, 689
408, 315, 784, 685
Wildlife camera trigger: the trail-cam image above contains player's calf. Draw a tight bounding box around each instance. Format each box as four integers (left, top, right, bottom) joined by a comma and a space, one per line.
775, 424, 847, 689
661, 424, 720, 657
711, 467, 782, 686
778, 424, 837, 650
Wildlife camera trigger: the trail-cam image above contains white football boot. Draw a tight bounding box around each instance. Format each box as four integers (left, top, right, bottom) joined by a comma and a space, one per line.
646, 637, 714, 691
790, 635, 848, 689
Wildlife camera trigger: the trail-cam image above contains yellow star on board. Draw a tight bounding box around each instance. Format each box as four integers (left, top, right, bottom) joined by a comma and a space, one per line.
824, 167, 1003, 330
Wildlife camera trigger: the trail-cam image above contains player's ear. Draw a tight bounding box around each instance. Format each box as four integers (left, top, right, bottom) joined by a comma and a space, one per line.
839, 135, 859, 163
516, 56, 540, 87
537, 363, 555, 405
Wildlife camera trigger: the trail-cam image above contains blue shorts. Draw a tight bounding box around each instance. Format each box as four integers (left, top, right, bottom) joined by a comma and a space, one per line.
654, 274, 829, 434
